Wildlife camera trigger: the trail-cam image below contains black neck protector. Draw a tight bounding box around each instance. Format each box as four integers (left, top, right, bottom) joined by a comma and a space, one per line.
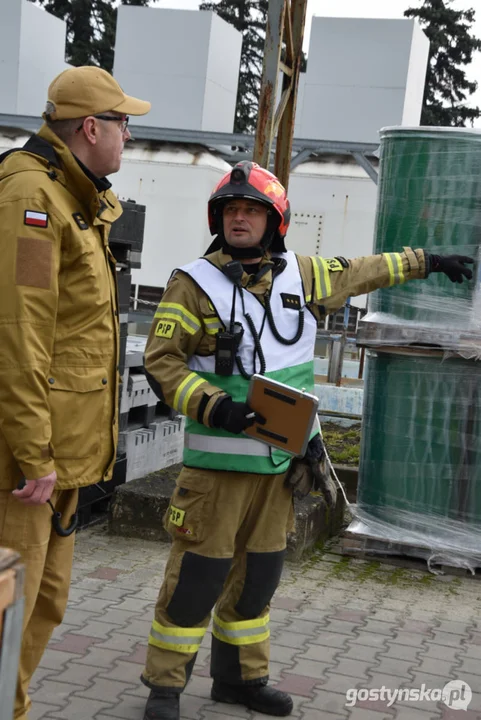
207, 211, 282, 259
222, 239, 264, 259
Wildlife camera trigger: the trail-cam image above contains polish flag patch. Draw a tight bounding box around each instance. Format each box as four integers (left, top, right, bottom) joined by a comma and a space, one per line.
24, 210, 48, 228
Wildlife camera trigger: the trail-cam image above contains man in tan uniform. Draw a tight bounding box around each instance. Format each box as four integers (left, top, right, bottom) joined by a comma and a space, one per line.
0, 66, 150, 719
140, 161, 473, 720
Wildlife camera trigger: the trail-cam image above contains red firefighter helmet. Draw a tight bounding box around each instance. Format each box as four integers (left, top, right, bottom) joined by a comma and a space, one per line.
208, 162, 291, 245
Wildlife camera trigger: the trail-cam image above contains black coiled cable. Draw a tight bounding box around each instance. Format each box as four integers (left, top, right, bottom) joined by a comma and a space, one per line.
236, 311, 267, 379
264, 292, 305, 345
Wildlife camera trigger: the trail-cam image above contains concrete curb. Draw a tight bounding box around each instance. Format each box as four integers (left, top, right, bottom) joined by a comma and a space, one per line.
109, 464, 347, 560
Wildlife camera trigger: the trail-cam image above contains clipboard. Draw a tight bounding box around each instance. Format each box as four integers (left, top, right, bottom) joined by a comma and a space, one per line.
244, 374, 319, 457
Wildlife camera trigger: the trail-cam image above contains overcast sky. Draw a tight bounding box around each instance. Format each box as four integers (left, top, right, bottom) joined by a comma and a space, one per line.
158, 0, 481, 128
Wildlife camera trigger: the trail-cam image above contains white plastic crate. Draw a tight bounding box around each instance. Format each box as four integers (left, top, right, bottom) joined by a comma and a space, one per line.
121, 416, 185, 482
120, 366, 159, 415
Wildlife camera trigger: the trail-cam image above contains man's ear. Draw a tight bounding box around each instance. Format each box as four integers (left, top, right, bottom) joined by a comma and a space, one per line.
82, 117, 98, 146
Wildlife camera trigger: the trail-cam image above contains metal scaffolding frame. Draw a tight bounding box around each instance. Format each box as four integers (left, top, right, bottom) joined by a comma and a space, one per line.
253, 0, 309, 189
0, 112, 379, 184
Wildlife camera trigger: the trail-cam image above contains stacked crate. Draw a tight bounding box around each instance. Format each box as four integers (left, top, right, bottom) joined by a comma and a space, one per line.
78, 200, 185, 525
77, 201, 145, 526
119, 336, 184, 483
110, 200, 145, 375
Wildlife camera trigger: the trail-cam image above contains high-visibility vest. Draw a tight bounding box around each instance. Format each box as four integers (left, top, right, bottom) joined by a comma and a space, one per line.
182, 251, 318, 473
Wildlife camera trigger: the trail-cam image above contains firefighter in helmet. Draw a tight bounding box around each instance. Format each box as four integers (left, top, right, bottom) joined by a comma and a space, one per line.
140, 161, 473, 720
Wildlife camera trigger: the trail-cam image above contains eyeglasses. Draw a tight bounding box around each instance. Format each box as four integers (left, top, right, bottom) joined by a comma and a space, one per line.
75, 115, 129, 133
96, 115, 129, 132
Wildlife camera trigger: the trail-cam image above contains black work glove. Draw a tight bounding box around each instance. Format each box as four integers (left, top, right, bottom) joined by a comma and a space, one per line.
212, 397, 261, 435
284, 434, 337, 506
425, 253, 474, 283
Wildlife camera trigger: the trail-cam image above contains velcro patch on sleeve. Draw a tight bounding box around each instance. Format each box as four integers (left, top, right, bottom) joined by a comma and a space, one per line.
155, 320, 176, 339
16, 236, 52, 290
326, 258, 345, 272
24, 210, 48, 228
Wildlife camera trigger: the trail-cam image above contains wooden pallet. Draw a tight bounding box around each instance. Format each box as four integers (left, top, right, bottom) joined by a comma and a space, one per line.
340, 521, 481, 578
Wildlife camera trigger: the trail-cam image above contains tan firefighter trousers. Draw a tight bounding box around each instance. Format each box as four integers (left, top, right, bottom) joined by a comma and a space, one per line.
142, 467, 294, 692
0, 488, 78, 720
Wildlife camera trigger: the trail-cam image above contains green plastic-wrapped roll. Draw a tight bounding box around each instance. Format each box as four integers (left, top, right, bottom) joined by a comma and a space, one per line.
370, 127, 481, 327
357, 351, 481, 536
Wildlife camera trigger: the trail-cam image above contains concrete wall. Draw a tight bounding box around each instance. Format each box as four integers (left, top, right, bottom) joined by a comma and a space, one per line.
111, 146, 377, 304
0, 0, 69, 117
289, 162, 377, 259
289, 159, 378, 308
402, 21, 430, 125
17, 1, 69, 116
203, 13, 243, 131
298, 17, 429, 142
107, 145, 378, 302
112, 145, 232, 290
0, 124, 378, 309
113, 7, 242, 132
294, 74, 306, 138
0, 0, 21, 114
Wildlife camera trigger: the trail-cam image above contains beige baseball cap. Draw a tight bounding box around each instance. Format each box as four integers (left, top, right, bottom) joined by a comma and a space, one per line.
43, 66, 151, 120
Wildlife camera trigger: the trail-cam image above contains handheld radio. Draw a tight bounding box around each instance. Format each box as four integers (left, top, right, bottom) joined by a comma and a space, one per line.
215, 261, 244, 375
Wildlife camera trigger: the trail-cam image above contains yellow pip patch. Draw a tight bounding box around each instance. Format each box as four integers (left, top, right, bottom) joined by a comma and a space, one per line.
326, 258, 345, 273
155, 320, 176, 339
169, 505, 185, 527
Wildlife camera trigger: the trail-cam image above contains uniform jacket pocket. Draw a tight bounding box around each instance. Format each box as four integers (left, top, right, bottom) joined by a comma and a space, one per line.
164, 468, 214, 543
48, 367, 109, 459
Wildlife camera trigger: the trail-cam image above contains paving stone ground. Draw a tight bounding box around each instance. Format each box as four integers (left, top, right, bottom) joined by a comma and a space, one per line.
29, 523, 481, 720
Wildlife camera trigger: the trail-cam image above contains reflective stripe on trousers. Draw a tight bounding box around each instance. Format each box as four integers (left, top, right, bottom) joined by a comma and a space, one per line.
148, 619, 206, 654
212, 613, 270, 646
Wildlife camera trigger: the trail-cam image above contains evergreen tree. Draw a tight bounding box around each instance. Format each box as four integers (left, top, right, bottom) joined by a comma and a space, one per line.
405, 0, 481, 126
28, 0, 153, 72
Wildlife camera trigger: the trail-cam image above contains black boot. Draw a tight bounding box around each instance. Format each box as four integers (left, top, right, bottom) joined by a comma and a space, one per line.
143, 690, 180, 720
211, 680, 293, 716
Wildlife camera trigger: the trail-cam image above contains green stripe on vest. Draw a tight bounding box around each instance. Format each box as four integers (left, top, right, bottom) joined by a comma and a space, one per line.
183, 361, 316, 474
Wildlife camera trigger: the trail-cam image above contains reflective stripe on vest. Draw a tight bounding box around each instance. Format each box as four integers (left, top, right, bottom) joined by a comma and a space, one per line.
212, 613, 270, 646
185, 432, 270, 456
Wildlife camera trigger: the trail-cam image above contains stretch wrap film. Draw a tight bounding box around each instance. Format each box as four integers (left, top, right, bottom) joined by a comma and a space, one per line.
355, 350, 481, 571
368, 126, 481, 331
354, 127, 481, 572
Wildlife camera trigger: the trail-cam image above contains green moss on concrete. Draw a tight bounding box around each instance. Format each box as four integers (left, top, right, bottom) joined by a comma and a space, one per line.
323, 423, 361, 467
288, 539, 467, 592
